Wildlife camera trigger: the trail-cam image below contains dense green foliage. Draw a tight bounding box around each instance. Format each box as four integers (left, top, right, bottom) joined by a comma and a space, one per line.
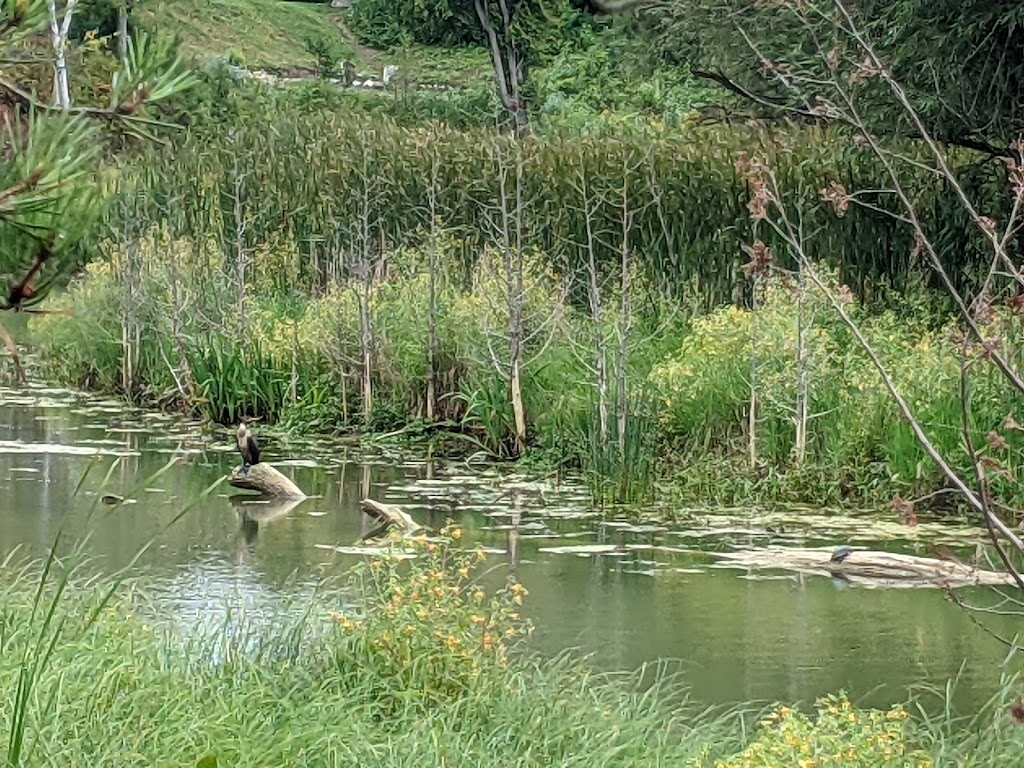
113, 110, 1009, 303
26, 85, 1024, 505
349, 0, 483, 48
22, 0, 1024, 513
633, 0, 1024, 148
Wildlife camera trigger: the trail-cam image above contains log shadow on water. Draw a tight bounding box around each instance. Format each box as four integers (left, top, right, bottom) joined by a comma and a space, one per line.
230, 494, 306, 558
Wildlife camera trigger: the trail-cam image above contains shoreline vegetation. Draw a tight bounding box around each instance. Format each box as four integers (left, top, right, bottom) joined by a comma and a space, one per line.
5, 1, 1024, 764
3, 527, 1020, 766
27, 99, 1023, 512
11, 3, 1021, 516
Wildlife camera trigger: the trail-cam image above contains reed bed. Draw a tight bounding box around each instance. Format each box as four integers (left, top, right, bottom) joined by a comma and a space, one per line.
117, 114, 1002, 307
29, 110, 1021, 506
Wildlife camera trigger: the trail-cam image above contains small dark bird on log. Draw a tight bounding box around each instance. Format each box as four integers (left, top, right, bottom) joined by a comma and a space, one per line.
830, 545, 853, 564
236, 417, 261, 473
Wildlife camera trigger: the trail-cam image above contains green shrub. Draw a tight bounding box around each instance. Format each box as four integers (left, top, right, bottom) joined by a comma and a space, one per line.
649, 265, 1024, 502
330, 523, 531, 718
348, 0, 480, 48
714, 694, 932, 768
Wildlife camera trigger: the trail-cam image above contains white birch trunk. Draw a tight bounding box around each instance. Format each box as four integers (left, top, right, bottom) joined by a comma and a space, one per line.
48, 0, 78, 109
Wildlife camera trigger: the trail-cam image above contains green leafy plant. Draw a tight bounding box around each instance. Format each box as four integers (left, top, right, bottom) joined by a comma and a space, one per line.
329, 523, 532, 718
714, 693, 932, 768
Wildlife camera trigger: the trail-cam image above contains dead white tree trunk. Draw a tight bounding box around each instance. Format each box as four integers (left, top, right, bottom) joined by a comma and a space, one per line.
48, 0, 79, 109
230, 156, 250, 338
351, 142, 383, 427
496, 140, 528, 454
426, 146, 441, 422
117, 1, 129, 62
616, 156, 636, 465
747, 226, 762, 469
793, 262, 809, 467
579, 171, 610, 449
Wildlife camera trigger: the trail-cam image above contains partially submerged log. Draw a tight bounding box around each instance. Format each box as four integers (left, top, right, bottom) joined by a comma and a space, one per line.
711, 546, 1019, 589
228, 463, 306, 499
360, 498, 423, 536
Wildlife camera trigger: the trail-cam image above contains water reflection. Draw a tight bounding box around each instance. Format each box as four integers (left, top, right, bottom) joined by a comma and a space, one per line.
0, 382, 1019, 714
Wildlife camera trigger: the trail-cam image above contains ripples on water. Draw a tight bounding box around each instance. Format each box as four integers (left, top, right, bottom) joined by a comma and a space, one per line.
0, 383, 1019, 712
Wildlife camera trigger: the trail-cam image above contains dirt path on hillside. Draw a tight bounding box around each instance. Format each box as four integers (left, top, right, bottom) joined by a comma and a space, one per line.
332, 14, 381, 69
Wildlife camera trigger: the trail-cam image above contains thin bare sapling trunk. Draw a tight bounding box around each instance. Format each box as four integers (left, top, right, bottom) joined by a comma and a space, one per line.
577, 163, 610, 450
117, 1, 129, 62
747, 221, 762, 469
426, 145, 441, 422
615, 155, 635, 466
48, 0, 79, 109
227, 150, 253, 338
478, 139, 566, 457
506, 143, 527, 453
350, 144, 385, 427
116, 195, 142, 397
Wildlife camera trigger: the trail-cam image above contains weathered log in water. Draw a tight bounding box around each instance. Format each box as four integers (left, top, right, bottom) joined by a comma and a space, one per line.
711, 546, 1019, 589
360, 498, 423, 536
228, 463, 307, 499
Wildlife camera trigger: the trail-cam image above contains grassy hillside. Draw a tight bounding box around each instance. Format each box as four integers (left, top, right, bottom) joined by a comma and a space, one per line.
133, 0, 493, 88
135, 0, 353, 70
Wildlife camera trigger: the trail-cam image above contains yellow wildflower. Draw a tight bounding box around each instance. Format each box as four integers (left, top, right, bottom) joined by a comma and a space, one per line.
451, 528, 462, 540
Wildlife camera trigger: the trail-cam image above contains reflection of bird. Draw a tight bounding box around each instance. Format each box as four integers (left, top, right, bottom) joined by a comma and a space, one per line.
830, 573, 852, 590
236, 417, 261, 472
830, 545, 854, 564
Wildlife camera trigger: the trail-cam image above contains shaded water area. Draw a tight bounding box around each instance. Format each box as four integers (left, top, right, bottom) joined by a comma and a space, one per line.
0, 383, 1020, 714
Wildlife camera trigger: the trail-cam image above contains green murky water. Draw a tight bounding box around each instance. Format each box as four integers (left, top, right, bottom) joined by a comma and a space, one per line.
0, 383, 1019, 712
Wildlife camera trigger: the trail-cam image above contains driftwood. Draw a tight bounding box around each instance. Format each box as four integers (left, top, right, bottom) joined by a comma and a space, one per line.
711, 546, 1019, 589
228, 463, 307, 499
360, 498, 423, 536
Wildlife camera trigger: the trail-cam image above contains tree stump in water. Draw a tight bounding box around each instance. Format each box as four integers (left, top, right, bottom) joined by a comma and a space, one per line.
360, 498, 423, 536
228, 463, 307, 499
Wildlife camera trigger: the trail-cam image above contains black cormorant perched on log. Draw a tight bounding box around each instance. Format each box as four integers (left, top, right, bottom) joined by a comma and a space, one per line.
236, 417, 261, 472
830, 545, 853, 564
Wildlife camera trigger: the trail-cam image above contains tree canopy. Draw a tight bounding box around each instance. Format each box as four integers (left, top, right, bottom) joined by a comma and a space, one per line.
615, 0, 1024, 153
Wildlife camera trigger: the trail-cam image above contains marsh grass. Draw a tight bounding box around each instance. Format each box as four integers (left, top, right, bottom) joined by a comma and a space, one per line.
0, 519, 750, 767
2, 453, 225, 766
4, 513, 1024, 766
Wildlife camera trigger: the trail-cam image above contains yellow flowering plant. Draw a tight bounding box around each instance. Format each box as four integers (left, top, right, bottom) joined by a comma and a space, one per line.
329, 522, 533, 718
715, 692, 932, 768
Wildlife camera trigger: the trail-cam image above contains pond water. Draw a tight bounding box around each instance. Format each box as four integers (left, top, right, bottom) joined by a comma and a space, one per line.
0, 383, 1019, 714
